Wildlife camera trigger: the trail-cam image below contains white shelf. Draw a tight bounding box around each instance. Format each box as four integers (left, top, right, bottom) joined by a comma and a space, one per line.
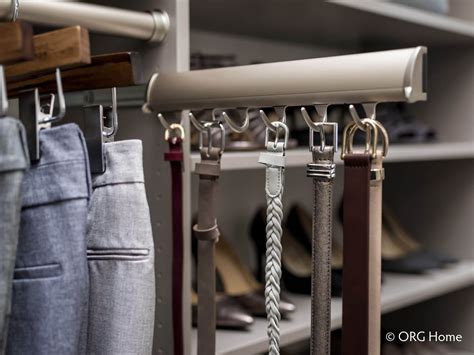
191, 0, 474, 48
331, 1, 474, 38
192, 261, 474, 355
190, 141, 474, 171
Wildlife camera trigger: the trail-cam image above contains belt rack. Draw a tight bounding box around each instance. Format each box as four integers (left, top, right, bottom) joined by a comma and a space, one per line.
145, 46, 427, 355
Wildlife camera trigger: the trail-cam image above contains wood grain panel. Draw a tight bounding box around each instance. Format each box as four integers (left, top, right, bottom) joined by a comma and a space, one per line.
0, 22, 34, 64
8, 52, 143, 96
5, 26, 90, 80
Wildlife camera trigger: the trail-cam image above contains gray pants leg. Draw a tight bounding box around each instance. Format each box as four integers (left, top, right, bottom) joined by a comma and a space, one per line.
0, 118, 29, 353
86, 140, 155, 355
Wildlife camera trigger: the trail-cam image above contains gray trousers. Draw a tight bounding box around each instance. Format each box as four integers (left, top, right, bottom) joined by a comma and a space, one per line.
6, 124, 91, 355
0, 118, 29, 353
86, 140, 155, 355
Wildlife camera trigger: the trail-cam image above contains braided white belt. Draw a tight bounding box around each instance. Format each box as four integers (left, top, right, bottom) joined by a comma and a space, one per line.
259, 128, 287, 355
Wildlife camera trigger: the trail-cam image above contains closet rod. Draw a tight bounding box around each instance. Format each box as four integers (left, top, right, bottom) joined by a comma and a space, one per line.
146, 47, 427, 112
0, 0, 169, 42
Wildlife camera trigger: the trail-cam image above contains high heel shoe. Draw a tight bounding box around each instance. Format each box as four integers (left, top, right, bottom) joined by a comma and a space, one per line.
285, 204, 344, 296
191, 290, 254, 330
251, 207, 343, 297
336, 201, 443, 274
192, 224, 296, 318
382, 204, 457, 266
215, 234, 296, 317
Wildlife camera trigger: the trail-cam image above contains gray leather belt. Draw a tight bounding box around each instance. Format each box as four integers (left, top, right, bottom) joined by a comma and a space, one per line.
192, 147, 221, 355
307, 147, 335, 355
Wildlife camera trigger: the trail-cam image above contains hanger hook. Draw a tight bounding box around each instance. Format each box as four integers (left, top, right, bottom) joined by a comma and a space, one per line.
0, 66, 8, 117
103, 87, 118, 138
189, 111, 207, 132
38, 68, 66, 125
348, 103, 378, 130
221, 108, 249, 133
10, 0, 19, 22
301, 105, 328, 131
259, 107, 286, 133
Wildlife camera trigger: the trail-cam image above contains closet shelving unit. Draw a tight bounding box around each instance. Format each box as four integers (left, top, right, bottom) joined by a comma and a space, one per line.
9, 1, 472, 354
192, 261, 474, 355
188, 0, 474, 354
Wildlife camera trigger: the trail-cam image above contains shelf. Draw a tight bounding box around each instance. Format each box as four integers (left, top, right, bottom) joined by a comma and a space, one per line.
191, 261, 474, 355
190, 141, 474, 171
191, 0, 474, 48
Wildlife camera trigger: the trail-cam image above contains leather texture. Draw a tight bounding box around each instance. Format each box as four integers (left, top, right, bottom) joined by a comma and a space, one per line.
342, 154, 371, 355
164, 138, 184, 355
193, 147, 221, 355
368, 154, 383, 355
308, 147, 335, 355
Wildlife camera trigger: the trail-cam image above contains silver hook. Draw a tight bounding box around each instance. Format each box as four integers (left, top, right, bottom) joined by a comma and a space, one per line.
302, 105, 338, 153
38, 68, 65, 125
221, 108, 249, 133
301, 105, 328, 131
157, 113, 171, 131
103, 87, 118, 138
0, 66, 8, 117
10, 0, 19, 22
348, 103, 378, 130
259, 106, 286, 133
189, 111, 207, 132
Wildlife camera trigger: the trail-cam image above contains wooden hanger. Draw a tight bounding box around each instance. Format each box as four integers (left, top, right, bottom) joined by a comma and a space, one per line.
0, 22, 34, 65
5, 25, 90, 80
8, 52, 143, 96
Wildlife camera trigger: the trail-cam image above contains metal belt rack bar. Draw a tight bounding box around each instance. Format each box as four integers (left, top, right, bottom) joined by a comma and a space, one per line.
146, 47, 427, 111
0, 0, 169, 42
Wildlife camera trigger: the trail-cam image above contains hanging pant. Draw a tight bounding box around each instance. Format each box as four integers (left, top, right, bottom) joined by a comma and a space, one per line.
86, 140, 155, 355
0, 118, 29, 353
6, 124, 91, 355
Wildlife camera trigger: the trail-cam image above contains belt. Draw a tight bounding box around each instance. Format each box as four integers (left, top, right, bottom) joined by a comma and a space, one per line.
258, 120, 288, 355
307, 147, 335, 355
368, 154, 384, 355
164, 135, 184, 355
193, 147, 221, 355
342, 153, 371, 355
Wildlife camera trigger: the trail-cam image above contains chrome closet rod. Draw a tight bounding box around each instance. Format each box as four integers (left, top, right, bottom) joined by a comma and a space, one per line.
0, 0, 169, 42
146, 46, 427, 112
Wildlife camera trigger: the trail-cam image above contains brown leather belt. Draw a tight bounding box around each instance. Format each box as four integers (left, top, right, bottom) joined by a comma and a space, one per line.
193, 147, 221, 355
342, 153, 384, 355
342, 153, 371, 355
307, 147, 335, 355
164, 136, 184, 355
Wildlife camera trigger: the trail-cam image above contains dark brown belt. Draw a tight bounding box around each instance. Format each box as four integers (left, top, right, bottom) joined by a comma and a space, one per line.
164, 135, 184, 355
193, 147, 221, 355
307, 147, 335, 355
342, 153, 371, 355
